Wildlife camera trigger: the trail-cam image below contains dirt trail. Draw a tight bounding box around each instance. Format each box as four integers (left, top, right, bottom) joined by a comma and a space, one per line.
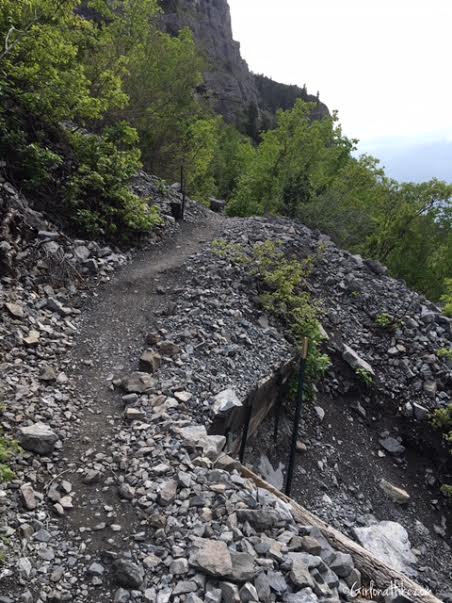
62, 212, 224, 557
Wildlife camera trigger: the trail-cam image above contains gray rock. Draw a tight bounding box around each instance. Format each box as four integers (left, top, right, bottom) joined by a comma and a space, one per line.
189, 538, 233, 577
18, 423, 58, 454
254, 572, 272, 602
288, 554, 314, 588
170, 558, 188, 575
112, 558, 145, 588
212, 389, 242, 414
122, 372, 155, 393
221, 581, 240, 603
20, 484, 37, 510
299, 536, 322, 555
239, 582, 259, 602
314, 406, 325, 422
328, 551, 354, 578
379, 436, 405, 456
229, 552, 256, 582
157, 341, 181, 356
283, 588, 319, 603
113, 589, 130, 603
159, 479, 178, 506
413, 403, 429, 420
379, 479, 410, 504
74, 245, 91, 262
173, 581, 197, 594
341, 344, 375, 376
139, 351, 161, 373
210, 198, 226, 213
87, 562, 105, 576
267, 571, 288, 595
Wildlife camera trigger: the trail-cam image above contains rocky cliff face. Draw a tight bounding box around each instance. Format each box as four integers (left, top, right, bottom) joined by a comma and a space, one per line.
160, 0, 329, 129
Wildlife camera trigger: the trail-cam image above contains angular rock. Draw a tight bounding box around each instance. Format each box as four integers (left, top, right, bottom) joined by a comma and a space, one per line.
353, 521, 417, 576
220, 581, 240, 603
112, 559, 144, 589
379, 479, 410, 504
288, 554, 314, 588
20, 484, 37, 511
229, 552, 256, 582
121, 372, 154, 393
159, 479, 178, 506
328, 551, 354, 578
239, 583, 259, 602
139, 351, 161, 373
212, 389, 242, 414
18, 423, 58, 454
5, 302, 24, 319
283, 588, 319, 602
379, 436, 405, 456
157, 341, 181, 356
189, 539, 233, 577
342, 344, 375, 376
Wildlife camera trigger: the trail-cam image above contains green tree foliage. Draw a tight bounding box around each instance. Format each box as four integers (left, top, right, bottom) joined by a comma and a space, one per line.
0, 0, 161, 238
227, 99, 452, 301
0, 0, 250, 226
441, 279, 452, 317
213, 124, 255, 200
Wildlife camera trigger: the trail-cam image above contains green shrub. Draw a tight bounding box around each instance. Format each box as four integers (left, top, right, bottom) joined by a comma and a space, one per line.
441, 279, 452, 317
437, 348, 452, 361
0, 432, 19, 484
375, 312, 394, 329
355, 367, 374, 386
66, 124, 162, 239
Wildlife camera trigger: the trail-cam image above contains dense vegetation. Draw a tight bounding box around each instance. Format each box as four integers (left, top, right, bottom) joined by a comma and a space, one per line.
226, 101, 452, 302
0, 0, 247, 238
0, 1, 450, 302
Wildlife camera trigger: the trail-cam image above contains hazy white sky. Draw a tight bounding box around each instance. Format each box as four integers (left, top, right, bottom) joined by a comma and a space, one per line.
228, 0, 452, 151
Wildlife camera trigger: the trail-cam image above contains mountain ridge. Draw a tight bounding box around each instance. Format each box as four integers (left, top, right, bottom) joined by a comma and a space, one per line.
160, 0, 329, 129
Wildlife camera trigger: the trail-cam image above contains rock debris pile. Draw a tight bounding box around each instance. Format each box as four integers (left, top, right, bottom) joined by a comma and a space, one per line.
0, 183, 448, 602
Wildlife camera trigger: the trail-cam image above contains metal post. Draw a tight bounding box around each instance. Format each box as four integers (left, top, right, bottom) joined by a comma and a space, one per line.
285, 338, 309, 497
180, 165, 186, 221
273, 399, 281, 445
239, 400, 253, 464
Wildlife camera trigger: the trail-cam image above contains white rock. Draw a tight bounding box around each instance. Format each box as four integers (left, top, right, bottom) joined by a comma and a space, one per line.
212, 389, 242, 415
353, 521, 417, 576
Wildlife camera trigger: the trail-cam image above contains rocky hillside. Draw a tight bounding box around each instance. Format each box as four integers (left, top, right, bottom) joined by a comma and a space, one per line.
0, 172, 450, 603
160, 0, 329, 128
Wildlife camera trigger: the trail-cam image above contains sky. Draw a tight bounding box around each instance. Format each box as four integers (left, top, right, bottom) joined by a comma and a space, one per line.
228, 0, 452, 182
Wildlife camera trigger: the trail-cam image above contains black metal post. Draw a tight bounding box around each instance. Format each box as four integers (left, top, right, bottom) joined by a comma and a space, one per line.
239, 401, 253, 464
273, 399, 281, 445
285, 338, 309, 497
180, 165, 186, 221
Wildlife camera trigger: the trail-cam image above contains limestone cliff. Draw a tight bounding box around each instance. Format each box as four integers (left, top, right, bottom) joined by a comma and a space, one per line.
160, 0, 329, 129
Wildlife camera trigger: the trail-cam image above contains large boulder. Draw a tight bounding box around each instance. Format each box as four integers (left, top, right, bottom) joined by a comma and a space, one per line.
18, 423, 58, 455
353, 521, 417, 576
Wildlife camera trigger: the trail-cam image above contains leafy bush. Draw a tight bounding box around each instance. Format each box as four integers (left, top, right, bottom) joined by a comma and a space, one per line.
437, 348, 452, 361
355, 367, 374, 387
441, 279, 452, 317
0, 432, 19, 484
66, 124, 162, 239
